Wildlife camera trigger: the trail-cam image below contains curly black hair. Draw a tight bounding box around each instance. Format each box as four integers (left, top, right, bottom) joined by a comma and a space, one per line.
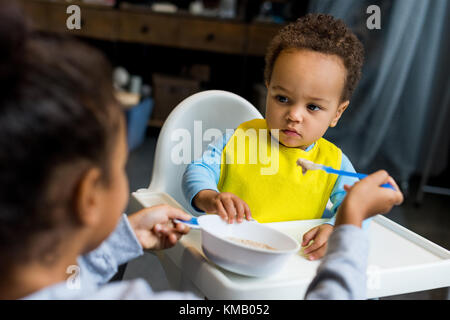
265, 13, 365, 102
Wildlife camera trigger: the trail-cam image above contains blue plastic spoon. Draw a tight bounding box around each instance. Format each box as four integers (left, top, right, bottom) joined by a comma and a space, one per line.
174, 216, 258, 228
174, 216, 200, 229
296, 158, 396, 190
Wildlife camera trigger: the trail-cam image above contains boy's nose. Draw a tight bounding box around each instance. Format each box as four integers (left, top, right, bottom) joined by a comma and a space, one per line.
286, 107, 304, 123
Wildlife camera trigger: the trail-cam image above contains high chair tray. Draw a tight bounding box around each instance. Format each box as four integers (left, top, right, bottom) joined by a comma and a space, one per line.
131, 190, 450, 299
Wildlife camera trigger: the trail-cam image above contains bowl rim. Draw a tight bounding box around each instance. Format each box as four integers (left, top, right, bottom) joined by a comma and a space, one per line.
198, 215, 300, 255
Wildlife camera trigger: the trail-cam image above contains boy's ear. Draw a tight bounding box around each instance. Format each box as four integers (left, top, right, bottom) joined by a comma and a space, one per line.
75, 167, 103, 227
330, 100, 349, 127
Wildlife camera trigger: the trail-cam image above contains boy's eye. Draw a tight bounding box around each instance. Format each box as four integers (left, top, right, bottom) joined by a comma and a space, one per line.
307, 104, 321, 111
275, 95, 289, 104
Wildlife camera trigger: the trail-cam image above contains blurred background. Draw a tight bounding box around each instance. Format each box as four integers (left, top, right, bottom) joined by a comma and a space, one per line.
17, 0, 449, 299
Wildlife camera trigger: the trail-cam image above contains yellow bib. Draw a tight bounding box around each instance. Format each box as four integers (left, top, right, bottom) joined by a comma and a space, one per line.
217, 119, 341, 223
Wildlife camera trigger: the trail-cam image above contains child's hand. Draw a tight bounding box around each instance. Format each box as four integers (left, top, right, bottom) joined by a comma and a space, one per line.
128, 205, 191, 251
301, 224, 334, 261
336, 170, 404, 227
194, 190, 252, 223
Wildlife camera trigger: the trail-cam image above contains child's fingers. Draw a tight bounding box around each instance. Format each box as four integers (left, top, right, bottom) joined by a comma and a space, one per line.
234, 199, 245, 223
216, 200, 228, 221
387, 176, 399, 191
307, 243, 328, 261
243, 202, 252, 221
386, 176, 404, 205
302, 226, 319, 247
175, 222, 190, 234
169, 230, 183, 242
364, 170, 389, 185
154, 223, 172, 235
385, 177, 403, 205
169, 233, 178, 245
159, 226, 187, 243
222, 198, 237, 223
153, 223, 163, 233
161, 232, 178, 247
163, 206, 192, 222
343, 184, 352, 192
377, 188, 404, 213
303, 230, 329, 254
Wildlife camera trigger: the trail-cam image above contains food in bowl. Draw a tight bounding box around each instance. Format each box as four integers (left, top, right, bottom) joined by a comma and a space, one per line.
198, 215, 300, 277
227, 237, 277, 251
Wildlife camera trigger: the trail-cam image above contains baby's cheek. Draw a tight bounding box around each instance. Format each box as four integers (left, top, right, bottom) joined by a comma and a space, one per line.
265, 108, 281, 130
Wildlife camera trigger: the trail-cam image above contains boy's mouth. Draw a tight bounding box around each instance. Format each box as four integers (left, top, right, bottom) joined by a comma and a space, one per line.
281, 129, 301, 138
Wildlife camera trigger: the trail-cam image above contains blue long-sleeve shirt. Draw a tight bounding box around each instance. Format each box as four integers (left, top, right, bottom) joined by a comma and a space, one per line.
182, 131, 369, 228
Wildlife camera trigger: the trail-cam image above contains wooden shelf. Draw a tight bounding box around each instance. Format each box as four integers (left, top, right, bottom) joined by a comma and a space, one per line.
17, 0, 285, 127
18, 0, 283, 56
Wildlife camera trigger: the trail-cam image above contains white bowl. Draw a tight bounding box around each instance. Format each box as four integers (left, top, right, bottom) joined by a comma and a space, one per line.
197, 215, 300, 277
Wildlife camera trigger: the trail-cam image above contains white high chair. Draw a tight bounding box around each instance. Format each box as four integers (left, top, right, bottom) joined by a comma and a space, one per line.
127, 92, 450, 299
129, 90, 263, 215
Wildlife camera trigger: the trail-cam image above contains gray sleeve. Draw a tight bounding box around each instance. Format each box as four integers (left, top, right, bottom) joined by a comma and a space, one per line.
86, 279, 200, 300
78, 214, 144, 286
305, 225, 369, 300
24, 279, 201, 300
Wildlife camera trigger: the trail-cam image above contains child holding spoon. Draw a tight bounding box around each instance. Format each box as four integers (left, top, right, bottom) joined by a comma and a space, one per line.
183, 14, 375, 260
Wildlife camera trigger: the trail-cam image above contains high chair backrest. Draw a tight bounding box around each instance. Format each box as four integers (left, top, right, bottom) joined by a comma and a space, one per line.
148, 90, 263, 214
